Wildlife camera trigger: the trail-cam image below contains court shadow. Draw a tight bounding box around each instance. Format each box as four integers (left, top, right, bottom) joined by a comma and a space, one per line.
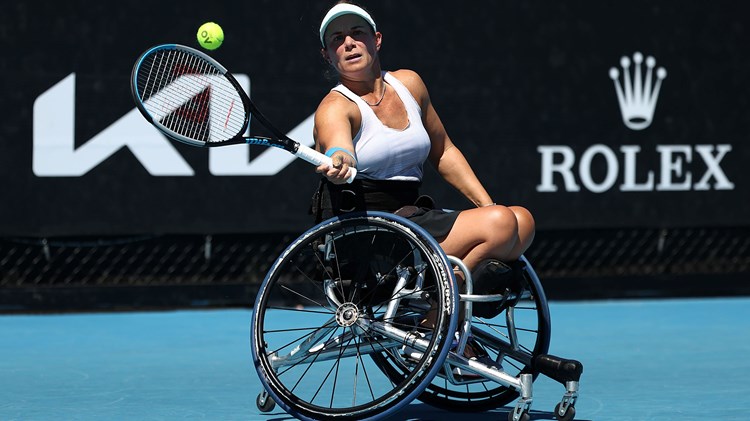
389, 403, 592, 421
261, 403, 592, 421
263, 413, 295, 421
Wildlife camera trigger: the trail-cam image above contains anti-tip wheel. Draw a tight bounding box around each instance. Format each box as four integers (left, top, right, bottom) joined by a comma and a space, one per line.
554, 402, 576, 421
508, 411, 531, 421
256, 392, 275, 413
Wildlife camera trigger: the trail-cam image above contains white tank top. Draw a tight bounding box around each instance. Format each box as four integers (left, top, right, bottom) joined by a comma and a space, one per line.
331, 72, 431, 181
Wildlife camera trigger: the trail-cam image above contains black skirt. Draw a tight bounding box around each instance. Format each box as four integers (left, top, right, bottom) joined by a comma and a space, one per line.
310, 178, 460, 239
398, 206, 459, 239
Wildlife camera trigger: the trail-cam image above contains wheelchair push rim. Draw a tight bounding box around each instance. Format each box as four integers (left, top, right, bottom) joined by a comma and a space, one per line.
375, 255, 552, 412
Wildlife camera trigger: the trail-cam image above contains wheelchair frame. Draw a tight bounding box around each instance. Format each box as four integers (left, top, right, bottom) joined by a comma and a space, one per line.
250, 211, 582, 421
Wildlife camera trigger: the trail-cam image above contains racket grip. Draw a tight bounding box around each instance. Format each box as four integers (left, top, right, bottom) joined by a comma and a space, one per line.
294, 143, 357, 183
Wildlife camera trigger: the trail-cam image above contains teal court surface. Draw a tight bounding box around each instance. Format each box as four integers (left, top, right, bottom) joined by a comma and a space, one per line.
1, 297, 749, 420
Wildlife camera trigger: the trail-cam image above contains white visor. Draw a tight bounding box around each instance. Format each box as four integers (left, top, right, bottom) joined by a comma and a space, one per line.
319, 3, 377, 46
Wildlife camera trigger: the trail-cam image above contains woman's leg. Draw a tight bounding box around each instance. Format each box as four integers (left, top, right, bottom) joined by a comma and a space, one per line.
420, 205, 535, 332
438, 205, 535, 270
425, 206, 536, 359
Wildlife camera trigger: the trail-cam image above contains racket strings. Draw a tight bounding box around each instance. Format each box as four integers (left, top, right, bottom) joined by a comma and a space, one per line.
136, 49, 247, 143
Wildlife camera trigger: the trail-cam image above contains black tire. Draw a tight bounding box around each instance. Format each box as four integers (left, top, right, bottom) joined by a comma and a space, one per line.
554, 402, 576, 421
251, 212, 459, 421
508, 410, 531, 421
256, 392, 275, 413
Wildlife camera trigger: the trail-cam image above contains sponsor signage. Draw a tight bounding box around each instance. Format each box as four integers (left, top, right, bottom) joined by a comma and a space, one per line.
537, 53, 733, 194
2, 1, 748, 235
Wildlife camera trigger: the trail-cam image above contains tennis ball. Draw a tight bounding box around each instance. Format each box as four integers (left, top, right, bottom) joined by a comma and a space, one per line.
197, 22, 224, 50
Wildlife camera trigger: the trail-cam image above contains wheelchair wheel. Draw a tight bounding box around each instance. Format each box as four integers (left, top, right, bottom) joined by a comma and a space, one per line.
374, 256, 551, 412
251, 212, 459, 421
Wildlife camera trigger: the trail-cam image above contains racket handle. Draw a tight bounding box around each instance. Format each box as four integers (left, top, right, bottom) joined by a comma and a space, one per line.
294, 143, 357, 184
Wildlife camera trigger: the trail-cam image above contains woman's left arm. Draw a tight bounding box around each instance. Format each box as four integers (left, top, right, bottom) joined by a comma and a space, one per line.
394, 70, 495, 207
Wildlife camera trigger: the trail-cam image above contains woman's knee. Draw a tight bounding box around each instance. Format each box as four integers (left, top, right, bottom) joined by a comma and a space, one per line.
508, 206, 536, 254
509, 206, 536, 236
482, 206, 519, 244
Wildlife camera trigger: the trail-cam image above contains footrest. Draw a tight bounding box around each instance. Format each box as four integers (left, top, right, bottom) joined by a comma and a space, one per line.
533, 354, 583, 384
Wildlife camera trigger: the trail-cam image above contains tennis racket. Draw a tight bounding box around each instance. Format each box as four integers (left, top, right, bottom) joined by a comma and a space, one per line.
130, 44, 356, 182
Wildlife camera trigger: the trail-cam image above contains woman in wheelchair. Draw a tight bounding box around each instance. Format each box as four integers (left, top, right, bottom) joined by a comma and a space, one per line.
312, 1, 535, 309
251, 4, 582, 420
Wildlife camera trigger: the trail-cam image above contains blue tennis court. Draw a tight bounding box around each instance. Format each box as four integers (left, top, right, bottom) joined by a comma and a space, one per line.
2, 297, 748, 420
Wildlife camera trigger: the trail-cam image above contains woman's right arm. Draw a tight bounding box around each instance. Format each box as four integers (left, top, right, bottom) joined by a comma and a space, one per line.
313, 93, 358, 184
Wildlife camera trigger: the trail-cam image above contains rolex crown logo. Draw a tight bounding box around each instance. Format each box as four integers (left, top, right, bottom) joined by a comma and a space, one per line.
609, 52, 667, 130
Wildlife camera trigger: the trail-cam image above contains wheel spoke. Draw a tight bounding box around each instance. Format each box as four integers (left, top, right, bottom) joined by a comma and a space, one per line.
253, 214, 460, 419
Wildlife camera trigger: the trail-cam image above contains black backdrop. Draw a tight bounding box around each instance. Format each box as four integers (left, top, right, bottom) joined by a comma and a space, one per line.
2, 0, 749, 237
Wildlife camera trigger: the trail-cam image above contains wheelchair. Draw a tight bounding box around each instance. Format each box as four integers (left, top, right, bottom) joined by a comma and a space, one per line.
250, 211, 582, 421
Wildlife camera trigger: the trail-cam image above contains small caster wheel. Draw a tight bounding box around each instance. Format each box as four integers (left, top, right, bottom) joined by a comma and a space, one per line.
256, 392, 275, 413
508, 411, 531, 421
554, 402, 576, 421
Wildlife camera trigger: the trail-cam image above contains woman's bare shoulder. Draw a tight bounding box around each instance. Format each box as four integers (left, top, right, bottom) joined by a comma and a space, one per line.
314, 89, 361, 141
316, 89, 358, 117
389, 69, 429, 99
391, 68, 427, 84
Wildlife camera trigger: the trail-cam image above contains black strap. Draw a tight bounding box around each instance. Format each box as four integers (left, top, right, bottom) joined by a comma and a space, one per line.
310, 178, 423, 223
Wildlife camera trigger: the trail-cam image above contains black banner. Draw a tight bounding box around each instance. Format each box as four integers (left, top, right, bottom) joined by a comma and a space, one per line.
2, 0, 748, 236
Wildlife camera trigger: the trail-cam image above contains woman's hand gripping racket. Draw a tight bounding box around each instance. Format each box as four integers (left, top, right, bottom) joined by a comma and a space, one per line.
130, 44, 356, 182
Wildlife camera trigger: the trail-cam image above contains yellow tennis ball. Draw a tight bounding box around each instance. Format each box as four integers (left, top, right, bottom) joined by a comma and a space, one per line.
197, 22, 224, 50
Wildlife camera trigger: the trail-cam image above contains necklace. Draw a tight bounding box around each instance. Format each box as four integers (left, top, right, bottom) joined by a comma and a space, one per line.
361, 84, 386, 107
